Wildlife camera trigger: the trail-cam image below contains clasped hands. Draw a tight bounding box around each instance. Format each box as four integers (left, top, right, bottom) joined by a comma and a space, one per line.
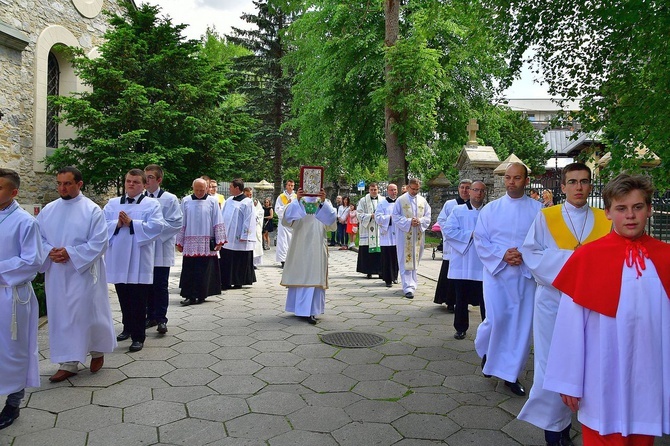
116, 211, 132, 228
410, 217, 421, 227
49, 247, 70, 263
503, 247, 523, 266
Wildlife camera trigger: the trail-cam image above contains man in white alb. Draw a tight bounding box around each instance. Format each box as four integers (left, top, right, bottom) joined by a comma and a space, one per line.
220, 178, 256, 289
357, 183, 383, 278
275, 180, 296, 268
374, 183, 399, 287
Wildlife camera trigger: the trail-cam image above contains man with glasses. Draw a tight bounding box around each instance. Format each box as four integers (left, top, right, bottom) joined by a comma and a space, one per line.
517, 163, 611, 446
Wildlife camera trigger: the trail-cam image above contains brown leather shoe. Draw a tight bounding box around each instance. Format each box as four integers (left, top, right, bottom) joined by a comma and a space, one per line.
90, 356, 104, 373
49, 370, 76, 382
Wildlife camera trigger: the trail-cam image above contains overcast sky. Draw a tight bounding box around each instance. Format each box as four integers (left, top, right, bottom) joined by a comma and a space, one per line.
145, 0, 550, 98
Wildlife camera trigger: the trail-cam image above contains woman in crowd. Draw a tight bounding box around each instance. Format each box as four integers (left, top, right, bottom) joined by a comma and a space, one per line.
542, 189, 554, 208
338, 196, 351, 250
262, 197, 275, 250
346, 199, 358, 249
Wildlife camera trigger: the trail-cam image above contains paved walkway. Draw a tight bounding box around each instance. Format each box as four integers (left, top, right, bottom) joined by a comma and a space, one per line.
2, 247, 668, 445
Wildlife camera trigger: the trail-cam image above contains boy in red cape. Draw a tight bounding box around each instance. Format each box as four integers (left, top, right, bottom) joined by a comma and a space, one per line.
544, 174, 670, 445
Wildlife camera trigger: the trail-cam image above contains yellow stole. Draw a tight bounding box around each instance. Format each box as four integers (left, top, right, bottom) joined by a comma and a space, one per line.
543, 205, 611, 250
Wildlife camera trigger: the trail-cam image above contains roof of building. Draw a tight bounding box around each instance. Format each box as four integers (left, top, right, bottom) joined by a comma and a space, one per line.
504, 98, 581, 112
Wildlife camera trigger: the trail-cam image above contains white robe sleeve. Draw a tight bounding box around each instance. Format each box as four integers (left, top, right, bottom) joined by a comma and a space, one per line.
0, 215, 44, 286
65, 206, 108, 275
132, 201, 164, 247
374, 202, 392, 234
437, 200, 455, 238
419, 201, 431, 231
316, 201, 337, 230
283, 200, 306, 226
520, 211, 572, 287
357, 198, 373, 228
473, 207, 507, 276
159, 195, 183, 243
444, 206, 473, 255
543, 294, 588, 398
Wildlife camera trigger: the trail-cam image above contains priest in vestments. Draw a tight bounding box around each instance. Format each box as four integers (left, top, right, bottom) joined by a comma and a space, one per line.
544, 174, 670, 446
374, 183, 399, 287
245, 188, 264, 268
518, 163, 611, 446
392, 178, 431, 299
177, 178, 226, 305
0, 168, 44, 430
37, 167, 117, 382
473, 162, 541, 396
434, 179, 471, 310
104, 169, 164, 353
443, 181, 487, 341
220, 178, 256, 289
275, 180, 296, 267
356, 183, 383, 278
280, 188, 337, 324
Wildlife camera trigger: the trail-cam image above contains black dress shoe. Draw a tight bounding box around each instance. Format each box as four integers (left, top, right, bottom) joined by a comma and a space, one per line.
129, 341, 144, 352
0, 405, 19, 430
366, 274, 372, 279
454, 331, 466, 340
560, 437, 575, 446
481, 354, 491, 377
157, 322, 168, 334
116, 332, 130, 341
145, 319, 158, 329
307, 316, 317, 325
404, 292, 414, 299
385, 282, 392, 288
180, 298, 195, 306
446, 304, 455, 313
393, 280, 398, 284
505, 380, 526, 396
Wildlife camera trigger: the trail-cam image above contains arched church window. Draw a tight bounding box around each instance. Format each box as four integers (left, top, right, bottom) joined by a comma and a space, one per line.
46, 51, 60, 149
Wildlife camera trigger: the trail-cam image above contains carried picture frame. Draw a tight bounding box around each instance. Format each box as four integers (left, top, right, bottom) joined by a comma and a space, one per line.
299, 165, 324, 197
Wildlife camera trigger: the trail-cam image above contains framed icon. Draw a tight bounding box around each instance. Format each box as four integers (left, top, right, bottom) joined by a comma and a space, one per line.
300, 166, 324, 197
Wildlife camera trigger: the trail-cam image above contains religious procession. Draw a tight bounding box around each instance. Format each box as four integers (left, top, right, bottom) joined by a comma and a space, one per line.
2, 160, 670, 446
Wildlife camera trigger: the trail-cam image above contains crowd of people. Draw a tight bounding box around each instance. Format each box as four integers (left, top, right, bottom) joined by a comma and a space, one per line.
1, 163, 668, 446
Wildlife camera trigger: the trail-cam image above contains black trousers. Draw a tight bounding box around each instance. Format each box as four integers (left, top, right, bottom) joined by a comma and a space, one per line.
453, 279, 485, 333
116, 283, 150, 342
147, 266, 170, 323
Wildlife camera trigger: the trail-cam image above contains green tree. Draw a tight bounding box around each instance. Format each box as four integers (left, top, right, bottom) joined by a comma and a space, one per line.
227, 0, 296, 196
46, 2, 259, 196
285, 0, 514, 185
490, 0, 670, 187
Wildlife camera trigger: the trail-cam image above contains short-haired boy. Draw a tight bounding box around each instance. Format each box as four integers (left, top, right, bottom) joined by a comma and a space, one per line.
544, 173, 670, 445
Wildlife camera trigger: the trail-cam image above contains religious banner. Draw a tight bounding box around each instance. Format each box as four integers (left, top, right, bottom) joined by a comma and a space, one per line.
299, 166, 324, 197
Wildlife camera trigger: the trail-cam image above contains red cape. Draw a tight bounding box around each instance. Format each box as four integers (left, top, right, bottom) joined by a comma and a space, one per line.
552, 232, 670, 317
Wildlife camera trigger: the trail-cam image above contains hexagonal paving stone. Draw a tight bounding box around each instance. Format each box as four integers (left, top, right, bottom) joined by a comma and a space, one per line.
344, 399, 408, 423
208, 375, 266, 395
392, 413, 460, 440
287, 406, 351, 432
426, 359, 477, 377
0, 407, 55, 436
502, 418, 546, 446
162, 368, 220, 386
174, 331, 221, 342
27, 387, 92, 412
11, 427, 87, 446
302, 392, 364, 409
122, 347, 179, 361
205, 438, 267, 446
119, 360, 175, 378
246, 391, 306, 415
167, 353, 219, 369
302, 373, 357, 393
253, 352, 302, 367
153, 386, 216, 403
393, 369, 446, 388
352, 380, 408, 400
296, 357, 348, 374
334, 348, 384, 365
124, 400, 187, 426
448, 405, 514, 430
186, 395, 249, 422
87, 422, 158, 446
209, 359, 263, 376
446, 428, 522, 446
398, 392, 459, 414
269, 430, 339, 446
253, 366, 308, 385
210, 346, 259, 360
250, 340, 296, 352
290, 343, 339, 359
332, 421, 402, 446
171, 341, 219, 354
379, 355, 428, 371
342, 364, 395, 381
211, 335, 257, 347
158, 418, 228, 446
225, 413, 291, 440
68, 369, 127, 387
55, 405, 122, 432
92, 385, 153, 408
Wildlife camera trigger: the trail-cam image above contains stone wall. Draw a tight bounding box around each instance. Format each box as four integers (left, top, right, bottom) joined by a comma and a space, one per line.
0, 0, 126, 211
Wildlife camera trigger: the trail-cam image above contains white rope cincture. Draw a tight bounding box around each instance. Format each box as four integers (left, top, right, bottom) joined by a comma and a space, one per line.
2, 283, 31, 341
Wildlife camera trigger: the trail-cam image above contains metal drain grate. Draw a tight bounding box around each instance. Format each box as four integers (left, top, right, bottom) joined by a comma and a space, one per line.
320, 331, 386, 348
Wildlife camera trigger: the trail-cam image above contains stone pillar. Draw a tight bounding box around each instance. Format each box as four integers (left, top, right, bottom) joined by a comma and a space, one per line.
253, 179, 275, 205
427, 172, 451, 225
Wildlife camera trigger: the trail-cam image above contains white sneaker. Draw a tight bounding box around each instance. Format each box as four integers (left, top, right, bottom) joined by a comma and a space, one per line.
348, 243, 355, 248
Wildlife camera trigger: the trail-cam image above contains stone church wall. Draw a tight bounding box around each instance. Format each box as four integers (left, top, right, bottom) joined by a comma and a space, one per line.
0, 0, 126, 209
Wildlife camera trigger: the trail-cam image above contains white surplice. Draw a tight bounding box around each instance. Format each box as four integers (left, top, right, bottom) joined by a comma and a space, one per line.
176, 195, 226, 257
37, 194, 117, 364
437, 198, 463, 261
103, 196, 163, 284
443, 203, 483, 281
544, 259, 670, 437
145, 188, 182, 267
281, 198, 337, 317
274, 191, 296, 262
357, 194, 381, 249
374, 197, 396, 246
222, 195, 256, 252
473, 194, 541, 382
0, 201, 44, 395
253, 200, 264, 265
392, 193, 431, 294
517, 203, 599, 431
